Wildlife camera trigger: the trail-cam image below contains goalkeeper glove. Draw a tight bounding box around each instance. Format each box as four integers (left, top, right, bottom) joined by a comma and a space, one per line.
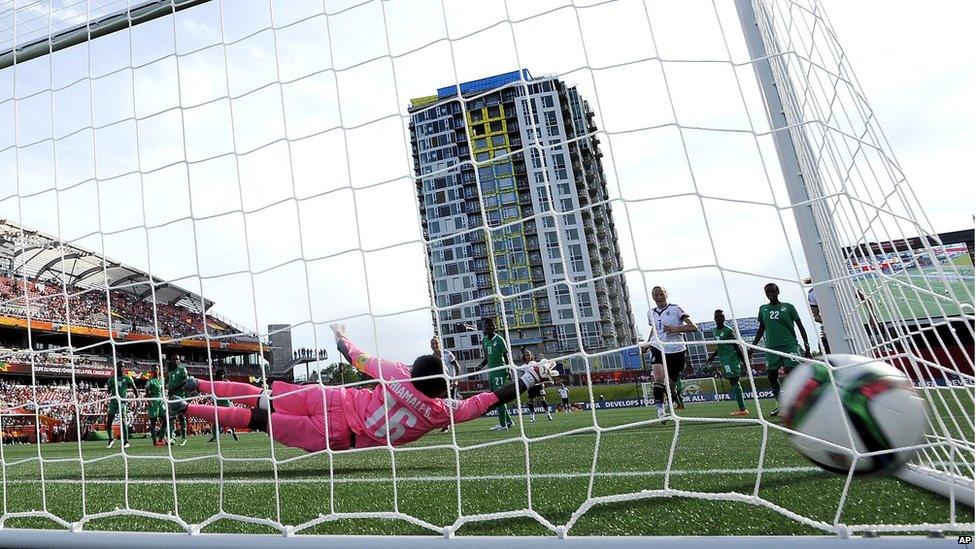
519, 360, 558, 389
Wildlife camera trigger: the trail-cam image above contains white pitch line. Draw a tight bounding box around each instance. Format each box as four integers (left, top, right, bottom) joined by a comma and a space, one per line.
4, 466, 823, 486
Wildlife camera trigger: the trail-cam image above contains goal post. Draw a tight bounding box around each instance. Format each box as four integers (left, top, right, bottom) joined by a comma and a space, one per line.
734, 0, 859, 356
0, 0, 971, 545
736, 1, 972, 506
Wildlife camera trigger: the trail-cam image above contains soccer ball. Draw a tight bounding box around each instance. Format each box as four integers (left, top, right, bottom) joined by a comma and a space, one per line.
779, 354, 927, 475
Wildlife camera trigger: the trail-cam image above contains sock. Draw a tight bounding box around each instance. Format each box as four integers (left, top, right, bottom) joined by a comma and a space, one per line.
186, 404, 253, 430
768, 369, 781, 403
498, 402, 511, 426
731, 380, 745, 410
652, 383, 665, 405
249, 408, 269, 432
196, 380, 263, 408
672, 385, 683, 407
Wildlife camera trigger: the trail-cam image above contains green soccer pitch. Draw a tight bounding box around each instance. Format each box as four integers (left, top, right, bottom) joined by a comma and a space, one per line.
1, 398, 970, 537
854, 259, 974, 323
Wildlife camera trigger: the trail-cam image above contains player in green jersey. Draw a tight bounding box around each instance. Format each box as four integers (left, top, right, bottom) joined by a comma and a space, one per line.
105, 362, 135, 449
166, 355, 190, 445
749, 283, 810, 417
706, 310, 748, 416
144, 369, 169, 446
478, 318, 512, 431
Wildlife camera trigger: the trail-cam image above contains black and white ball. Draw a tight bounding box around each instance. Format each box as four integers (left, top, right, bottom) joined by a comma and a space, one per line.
779, 354, 927, 475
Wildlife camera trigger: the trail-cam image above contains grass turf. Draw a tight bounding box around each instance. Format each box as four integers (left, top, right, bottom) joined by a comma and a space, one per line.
854, 265, 974, 323
0, 398, 970, 537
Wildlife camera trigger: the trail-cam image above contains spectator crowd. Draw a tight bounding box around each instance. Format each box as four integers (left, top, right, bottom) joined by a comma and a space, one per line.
0, 275, 246, 342
293, 348, 327, 360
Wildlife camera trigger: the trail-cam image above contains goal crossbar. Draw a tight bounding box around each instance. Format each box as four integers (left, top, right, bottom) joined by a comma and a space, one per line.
0, 0, 211, 71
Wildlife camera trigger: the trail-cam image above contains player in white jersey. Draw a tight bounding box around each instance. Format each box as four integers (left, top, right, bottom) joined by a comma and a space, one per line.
430, 336, 461, 399
430, 336, 462, 432
646, 286, 698, 420
556, 383, 572, 413
520, 349, 553, 422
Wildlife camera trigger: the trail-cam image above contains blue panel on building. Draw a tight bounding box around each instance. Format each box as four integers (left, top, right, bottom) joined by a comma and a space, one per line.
436, 69, 533, 99
620, 347, 642, 369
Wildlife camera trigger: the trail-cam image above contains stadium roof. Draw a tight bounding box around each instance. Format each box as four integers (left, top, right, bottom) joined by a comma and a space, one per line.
0, 219, 213, 311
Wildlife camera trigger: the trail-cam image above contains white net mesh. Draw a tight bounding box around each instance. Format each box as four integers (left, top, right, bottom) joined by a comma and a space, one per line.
0, 0, 971, 539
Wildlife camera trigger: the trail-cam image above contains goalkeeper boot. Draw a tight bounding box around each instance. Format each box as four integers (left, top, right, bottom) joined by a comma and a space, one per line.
731, 409, 750, 417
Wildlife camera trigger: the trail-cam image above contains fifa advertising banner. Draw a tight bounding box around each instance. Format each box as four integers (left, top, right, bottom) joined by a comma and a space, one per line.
484, 379, 961, 416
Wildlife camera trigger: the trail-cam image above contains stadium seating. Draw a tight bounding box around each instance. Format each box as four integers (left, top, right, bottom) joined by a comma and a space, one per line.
0, 274, 247, 342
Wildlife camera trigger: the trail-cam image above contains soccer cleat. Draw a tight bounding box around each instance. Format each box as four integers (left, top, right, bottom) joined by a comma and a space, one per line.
106, 440, 116, 449
490, 425, 506, 431
656, 407, 670, 421
529, 417, 536, 423
547, 415, 554, 421
769, 407, 780, 417
731, 409, 750, 417
122, 442, 130, 449
675, 403, 686, 410
232, 432, 240, 441
207, 437, 216, 443
180, 438, 188, 447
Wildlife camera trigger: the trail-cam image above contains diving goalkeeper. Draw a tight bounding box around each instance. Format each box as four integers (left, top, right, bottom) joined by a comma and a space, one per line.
171, 324, 557, 451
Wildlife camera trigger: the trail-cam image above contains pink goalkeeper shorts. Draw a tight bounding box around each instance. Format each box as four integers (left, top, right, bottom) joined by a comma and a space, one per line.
269, 381, 352, 452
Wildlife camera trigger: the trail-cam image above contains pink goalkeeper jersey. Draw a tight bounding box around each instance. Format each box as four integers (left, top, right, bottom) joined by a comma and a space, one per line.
339, 336, 499, 448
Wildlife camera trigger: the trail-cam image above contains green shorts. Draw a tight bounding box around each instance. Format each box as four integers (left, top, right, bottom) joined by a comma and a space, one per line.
767, 343, 801, 371
721, 361, 743, 379
488, 373, 508, 391
148, 402, 166, 419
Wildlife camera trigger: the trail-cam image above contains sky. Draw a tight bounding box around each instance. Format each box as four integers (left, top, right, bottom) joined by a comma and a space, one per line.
0, 0, 971, 368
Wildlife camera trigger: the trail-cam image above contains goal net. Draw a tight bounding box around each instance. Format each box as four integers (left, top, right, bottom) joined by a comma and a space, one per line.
0, 0, 971, 543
